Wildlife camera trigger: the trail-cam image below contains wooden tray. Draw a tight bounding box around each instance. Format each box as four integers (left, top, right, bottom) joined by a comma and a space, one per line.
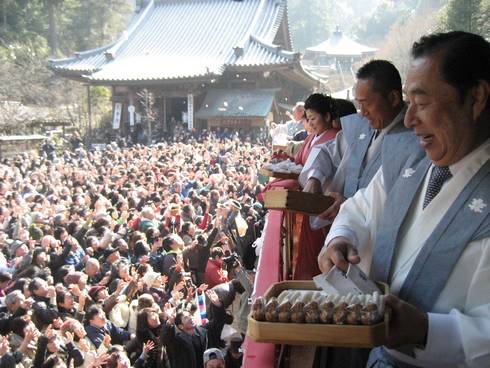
272, 144, 287, 152
264, 189, 334, 216
259, 167, 300, 180
247, 280, 389, 347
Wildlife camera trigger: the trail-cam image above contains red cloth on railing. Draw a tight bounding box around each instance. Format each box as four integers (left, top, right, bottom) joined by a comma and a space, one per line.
242, 210, 283, 368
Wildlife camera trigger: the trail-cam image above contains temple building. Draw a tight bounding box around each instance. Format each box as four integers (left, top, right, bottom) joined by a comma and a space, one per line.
303, 26, 378, 69
50, 0, 319, 137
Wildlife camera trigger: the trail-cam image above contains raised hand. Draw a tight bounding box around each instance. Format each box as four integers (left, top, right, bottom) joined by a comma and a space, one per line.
45, 324, 56, 340
143, 340, 155, 354
89, 352, 109, 368
0, 336, 9, 357
197, 283, 208, 293
173, 280, 185, 292
102, 334, 111, 347
78, 293, 87, 311
63, 331, 74, 345
205, 290, 221, 306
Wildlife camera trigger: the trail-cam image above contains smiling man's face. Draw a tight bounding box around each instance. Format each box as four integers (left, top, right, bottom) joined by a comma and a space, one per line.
404, 53, 479, 166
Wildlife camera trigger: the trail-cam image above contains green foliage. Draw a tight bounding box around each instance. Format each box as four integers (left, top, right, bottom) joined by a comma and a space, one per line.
438, 0, 488, 38
352, 1, 413, 44
0, 0, 133, 135
438, 0, 481, 33
288, 0, 334, 50
58, 0, 132, 54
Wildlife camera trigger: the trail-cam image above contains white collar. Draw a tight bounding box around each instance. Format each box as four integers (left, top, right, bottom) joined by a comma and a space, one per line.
448, 138, 490, 176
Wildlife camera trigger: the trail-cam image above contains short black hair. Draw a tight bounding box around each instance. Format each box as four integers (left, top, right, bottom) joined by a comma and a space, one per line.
304, 93, 338, 120
174, 311, 185, 327
356, 59, 402, 97
334, 99, 357, 118
85, 306, 104, 323
411, 31, 490, 108
211, 247, 224, 259
0, 271, 12, 283
28, 277, 43, 294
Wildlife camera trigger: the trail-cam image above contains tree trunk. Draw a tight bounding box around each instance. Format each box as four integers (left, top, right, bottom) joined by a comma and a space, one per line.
2, 0, 7, 29
46, 0, 58, 57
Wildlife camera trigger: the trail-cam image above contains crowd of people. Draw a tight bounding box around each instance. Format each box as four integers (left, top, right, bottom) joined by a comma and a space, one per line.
0, 29, 489, 368
0, 132, 270, 368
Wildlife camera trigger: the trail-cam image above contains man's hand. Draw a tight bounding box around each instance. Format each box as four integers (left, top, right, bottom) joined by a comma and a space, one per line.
63, 331, 74, 345
78, 293, 86, 311
317, 236, 360, 273
206, 290, 222, 307
318, 192, 346, 221
45, 324, 56, 340
0, 336, 10, 357
384, 294, 428, 349
197, 283, 208, 293
303, 178, 322, 194
102, 334, 111, 347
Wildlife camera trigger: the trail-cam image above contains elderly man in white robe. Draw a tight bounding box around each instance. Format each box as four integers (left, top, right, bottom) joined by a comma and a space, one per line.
318, 31, 490, 368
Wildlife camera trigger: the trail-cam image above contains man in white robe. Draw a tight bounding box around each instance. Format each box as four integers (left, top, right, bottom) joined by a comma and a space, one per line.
299, 60, 411, 222
318, 31, 490, 368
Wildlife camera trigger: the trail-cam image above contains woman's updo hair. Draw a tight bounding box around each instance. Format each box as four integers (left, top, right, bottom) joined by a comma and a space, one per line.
304, 93, 338, 120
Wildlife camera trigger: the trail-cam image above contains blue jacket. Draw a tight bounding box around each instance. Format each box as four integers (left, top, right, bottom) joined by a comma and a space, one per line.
85, 321, 131, 349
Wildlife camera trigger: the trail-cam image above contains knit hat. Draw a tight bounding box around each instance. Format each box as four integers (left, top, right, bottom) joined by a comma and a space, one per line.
29, 225, 44, 241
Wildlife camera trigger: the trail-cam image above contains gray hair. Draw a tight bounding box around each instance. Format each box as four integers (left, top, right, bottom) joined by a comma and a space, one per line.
5, 290, 24, 306
85, 258, 100, 269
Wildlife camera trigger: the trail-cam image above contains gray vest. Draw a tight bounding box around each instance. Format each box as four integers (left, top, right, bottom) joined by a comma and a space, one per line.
371, 155, 490, 312
341, 111, 414, 198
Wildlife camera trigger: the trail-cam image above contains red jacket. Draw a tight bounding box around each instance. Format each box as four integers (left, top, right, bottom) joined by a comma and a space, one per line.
204, 259, 228, 288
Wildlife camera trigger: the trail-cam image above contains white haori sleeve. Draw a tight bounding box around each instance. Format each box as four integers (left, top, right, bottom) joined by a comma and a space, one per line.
420, 236, 490, 367
323, 167, 387, 271
298, 131, 345, 189
410, 235, 490, 367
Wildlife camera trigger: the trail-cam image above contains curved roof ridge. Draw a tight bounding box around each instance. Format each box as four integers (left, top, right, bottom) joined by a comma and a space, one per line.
231, 0, 268, 56
49, 43, 113, 67
250, 34, 297, 59
282, 0, 293, 50
104, 0, 156, 60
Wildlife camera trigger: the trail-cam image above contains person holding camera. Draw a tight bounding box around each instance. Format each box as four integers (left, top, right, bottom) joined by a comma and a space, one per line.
204, 248, 228, 288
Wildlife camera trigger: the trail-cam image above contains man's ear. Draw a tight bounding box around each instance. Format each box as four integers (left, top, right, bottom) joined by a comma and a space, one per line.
388, 90, 402, 107
471, 79, 490, 121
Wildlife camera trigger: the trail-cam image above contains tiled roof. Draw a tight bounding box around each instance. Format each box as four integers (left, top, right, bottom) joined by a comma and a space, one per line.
50, 0, 307, 82
195, 88, 276, 118
306, 29, 378, 57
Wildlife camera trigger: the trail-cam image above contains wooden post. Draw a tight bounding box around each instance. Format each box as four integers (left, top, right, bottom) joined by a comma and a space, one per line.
187, 92, 194, 131
86, 85, 92, 146
162, 96, 167, 133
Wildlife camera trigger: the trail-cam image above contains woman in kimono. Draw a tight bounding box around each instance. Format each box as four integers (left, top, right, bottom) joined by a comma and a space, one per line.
262, 93, 340, 279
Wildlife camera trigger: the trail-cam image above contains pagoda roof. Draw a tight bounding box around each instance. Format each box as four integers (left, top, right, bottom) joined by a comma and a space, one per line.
307, 28, 377, 57
50, 0, 315, 85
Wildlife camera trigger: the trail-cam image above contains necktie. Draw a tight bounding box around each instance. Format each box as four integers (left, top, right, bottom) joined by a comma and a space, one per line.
423, 166, 452, 209
373, 129, 381, 139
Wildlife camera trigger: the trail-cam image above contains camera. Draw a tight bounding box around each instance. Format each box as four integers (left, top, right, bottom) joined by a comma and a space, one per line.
182, 272, 195, 288
223, 252, 240, 271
